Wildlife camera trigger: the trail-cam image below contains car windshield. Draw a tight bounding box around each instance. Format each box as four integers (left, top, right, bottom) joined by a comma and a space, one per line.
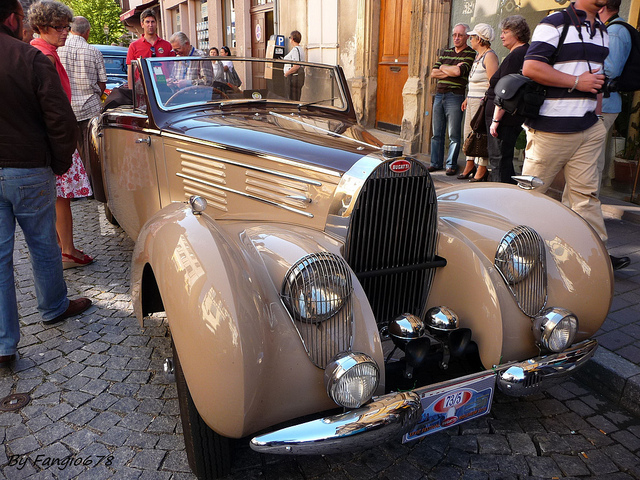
146, 57, 348, 111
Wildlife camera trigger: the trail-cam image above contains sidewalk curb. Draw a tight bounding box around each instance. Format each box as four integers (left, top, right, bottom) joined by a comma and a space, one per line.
575, 347, 640, 417
601, 195, 640, 225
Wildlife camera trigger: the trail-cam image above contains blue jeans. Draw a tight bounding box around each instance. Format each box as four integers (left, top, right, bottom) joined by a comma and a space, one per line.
430, 92, 465, 169
0, 167, 68, 356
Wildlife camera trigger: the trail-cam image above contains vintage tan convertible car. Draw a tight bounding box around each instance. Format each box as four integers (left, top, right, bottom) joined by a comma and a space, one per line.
89, 56, 612, 479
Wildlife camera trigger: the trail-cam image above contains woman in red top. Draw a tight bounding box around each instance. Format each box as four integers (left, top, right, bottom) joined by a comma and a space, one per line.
28, 0, 93, 269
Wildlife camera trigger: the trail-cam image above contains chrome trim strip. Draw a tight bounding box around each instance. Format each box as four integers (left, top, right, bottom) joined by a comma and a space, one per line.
268, 111, 379, 149
103, 111, 150, 121
176, 147, 323, 186
324, 154, 383, 240
164, 132, 341, 178
176, 172, 314, 218
250, 340, 597, 455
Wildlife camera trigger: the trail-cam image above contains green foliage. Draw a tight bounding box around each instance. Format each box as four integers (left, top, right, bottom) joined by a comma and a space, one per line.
61, 0, 129, 46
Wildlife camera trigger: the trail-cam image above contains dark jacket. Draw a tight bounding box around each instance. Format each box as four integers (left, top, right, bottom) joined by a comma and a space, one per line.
0, 24, 77, 175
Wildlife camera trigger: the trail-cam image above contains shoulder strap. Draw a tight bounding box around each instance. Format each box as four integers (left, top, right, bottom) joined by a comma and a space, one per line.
550, 10, 571, 65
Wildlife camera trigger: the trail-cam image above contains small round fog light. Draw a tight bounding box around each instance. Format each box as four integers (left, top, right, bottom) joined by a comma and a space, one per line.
325, 352, 379, 408
533, 307, 578, 353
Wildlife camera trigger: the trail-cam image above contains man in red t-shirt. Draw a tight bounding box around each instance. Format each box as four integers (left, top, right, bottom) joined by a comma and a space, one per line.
126, 8, 174, 88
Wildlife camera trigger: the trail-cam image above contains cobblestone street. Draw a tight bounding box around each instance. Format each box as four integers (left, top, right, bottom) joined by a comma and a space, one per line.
1, 198, 640, 479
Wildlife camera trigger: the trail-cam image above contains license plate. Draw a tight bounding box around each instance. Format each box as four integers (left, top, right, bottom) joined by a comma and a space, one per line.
403, 372, 496, 442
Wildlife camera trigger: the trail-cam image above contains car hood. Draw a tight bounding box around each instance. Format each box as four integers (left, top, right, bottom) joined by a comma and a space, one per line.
159, 110, 383, 174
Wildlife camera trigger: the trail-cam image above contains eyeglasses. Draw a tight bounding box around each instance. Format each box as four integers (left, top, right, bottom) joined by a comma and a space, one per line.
47, 25, 71, 32
150, 46, 156, 57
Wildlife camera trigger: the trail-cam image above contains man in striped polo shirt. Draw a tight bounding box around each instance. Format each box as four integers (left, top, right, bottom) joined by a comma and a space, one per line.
521, 0, 629, 270
429, 24, 475, 176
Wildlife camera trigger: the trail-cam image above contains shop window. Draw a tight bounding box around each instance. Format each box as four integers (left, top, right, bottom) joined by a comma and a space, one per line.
223, 0, 236, 49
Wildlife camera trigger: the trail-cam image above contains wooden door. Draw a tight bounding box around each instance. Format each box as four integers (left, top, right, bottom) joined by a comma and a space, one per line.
375, 0, 411, 133
250, 9, 273, 90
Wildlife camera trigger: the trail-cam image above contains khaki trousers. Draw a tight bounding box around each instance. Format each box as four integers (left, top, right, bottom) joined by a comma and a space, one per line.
522, 121, 608, 243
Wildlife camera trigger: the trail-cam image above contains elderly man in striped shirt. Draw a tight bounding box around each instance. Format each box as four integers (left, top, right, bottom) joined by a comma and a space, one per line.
521, 0, 629, 270
428, 23, 476, 176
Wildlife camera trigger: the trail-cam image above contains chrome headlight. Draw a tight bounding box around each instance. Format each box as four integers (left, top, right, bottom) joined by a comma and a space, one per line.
495, 226, 547, 317
533, 307, 578, 353
495, 226, 543, 284
282, 252, 352, 323
325, 352, 379, 408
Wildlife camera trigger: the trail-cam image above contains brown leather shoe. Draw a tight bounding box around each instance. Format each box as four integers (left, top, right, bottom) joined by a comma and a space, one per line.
0, 354, 16, 368
427, 166, 441, 173
445, 166, 459, 176
44, 298, 92, 325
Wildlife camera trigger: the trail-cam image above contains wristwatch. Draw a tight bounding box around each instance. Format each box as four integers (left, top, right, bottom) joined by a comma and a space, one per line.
492, 119, 500, 123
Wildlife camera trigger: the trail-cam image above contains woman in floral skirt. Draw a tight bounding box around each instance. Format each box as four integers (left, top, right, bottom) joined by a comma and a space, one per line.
28, 0, 93, 269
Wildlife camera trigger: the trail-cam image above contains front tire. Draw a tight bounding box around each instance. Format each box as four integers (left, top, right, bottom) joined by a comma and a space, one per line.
172, 340, 231, 479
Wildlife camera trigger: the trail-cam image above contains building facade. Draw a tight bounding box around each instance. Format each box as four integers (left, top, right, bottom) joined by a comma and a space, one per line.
127, 0, 638, 156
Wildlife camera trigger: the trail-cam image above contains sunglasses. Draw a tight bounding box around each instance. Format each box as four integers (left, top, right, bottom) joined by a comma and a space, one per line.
47, 25, 71, 33
150, 46, 156, 57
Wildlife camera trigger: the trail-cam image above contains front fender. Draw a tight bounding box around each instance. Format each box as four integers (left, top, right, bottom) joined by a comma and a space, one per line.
433, 183, 612, 365
131, 203, 383, 438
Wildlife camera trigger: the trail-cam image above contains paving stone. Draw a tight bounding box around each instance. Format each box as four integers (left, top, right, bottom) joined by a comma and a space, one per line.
44, 402, 75, 422
495, 454, 529, 476
88, 411, 122, 433
98, 426, 132, 447
610, 429, 640, 453
65, 406, 100, 427
33, 422, 74, 444
525, 455, 563, 478
533, 432, 572, 456
581, 448, 621, 475
6, 423, 30, 442
81, 353, 110, 367
7, 434, 41, 455
124, 431, 160, 449
602, 444, 640, 476
108, 383, 139, 397
61, 390, 93, 408
162, 450, 193, 473
79, 378, 109, 396
26, 414, 53, 433
587, 414, 620, 434
552, 453, 591, 476
129, 449, 166, 470
505, 432, 536, 455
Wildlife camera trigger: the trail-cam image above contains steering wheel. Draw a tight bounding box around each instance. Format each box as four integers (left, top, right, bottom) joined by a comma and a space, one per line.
210, 87, 229, 100
165, 85, 228, 106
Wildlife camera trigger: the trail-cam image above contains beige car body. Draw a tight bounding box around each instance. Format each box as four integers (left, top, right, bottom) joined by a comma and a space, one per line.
91, 57, 612, 450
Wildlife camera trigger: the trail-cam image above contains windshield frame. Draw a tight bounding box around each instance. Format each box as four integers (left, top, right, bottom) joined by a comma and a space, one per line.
142, 56, 351, 114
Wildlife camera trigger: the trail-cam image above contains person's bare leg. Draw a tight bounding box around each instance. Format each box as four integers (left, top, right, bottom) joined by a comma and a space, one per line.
55, 197, 85, 259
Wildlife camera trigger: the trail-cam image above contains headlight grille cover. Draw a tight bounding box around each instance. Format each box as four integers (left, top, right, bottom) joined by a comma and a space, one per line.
495, 225, 547, 317
282, 252, 353, 368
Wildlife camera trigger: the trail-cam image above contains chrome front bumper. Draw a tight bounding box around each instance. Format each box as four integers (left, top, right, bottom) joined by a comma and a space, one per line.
250, 339, 597, 455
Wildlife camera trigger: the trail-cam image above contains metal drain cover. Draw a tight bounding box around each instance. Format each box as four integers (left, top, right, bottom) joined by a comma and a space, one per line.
0, 393, 31, 412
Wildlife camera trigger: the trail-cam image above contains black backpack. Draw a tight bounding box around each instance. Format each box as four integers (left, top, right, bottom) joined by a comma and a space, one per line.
607, 18, 640, 92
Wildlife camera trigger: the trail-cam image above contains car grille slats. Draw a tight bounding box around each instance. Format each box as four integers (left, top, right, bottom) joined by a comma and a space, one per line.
344, 160, 438, 326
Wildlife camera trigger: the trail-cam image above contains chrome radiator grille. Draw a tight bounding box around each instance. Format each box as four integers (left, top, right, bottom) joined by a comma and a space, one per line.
494, 226, 547, 317
343, 159, 439, 326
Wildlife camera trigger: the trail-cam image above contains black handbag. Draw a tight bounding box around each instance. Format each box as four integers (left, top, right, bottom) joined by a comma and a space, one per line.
463, 131, 488, 158
494, 74, 546, 119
